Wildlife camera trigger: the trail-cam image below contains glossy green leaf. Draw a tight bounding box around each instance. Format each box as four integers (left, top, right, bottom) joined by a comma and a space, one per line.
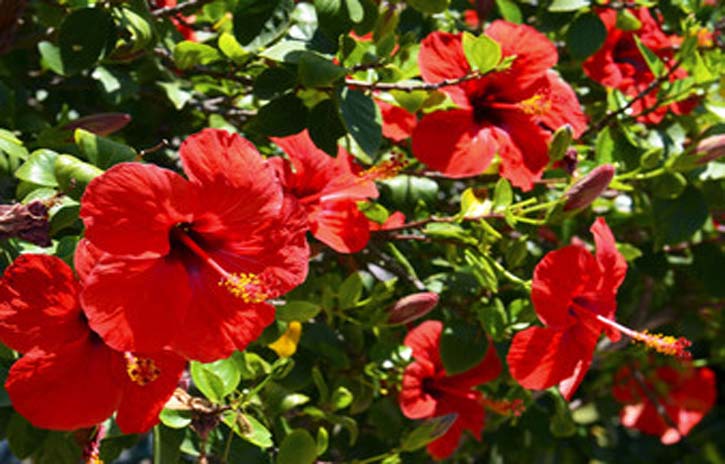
276, 301, 322, 322
278, 429, 317, 464
254, 93, 308, 136
338, 88, 382, 157
307, 99, 346, 156
400, 414, 457, 451
566, 13, 607, 59
652, 186, 709, 246
405, 0, 449, 14
15, 149, 58, 187
173, 41, 222, 69
234, 0, 294, 49
58, 8, 116, 75
54, 154, 104, 200
462, 32, 502, 74
439, 320, 489, 375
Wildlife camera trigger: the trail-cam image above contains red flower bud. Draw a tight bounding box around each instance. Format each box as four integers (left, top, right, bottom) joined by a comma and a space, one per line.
387, 292, 439, 325
0, 200, 50, 247
563, 164, 615, 211
695, 134, 725, 164
62, 113, 132, 136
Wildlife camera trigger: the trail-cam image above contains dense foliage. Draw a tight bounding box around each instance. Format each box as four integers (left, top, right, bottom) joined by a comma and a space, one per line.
0, 0, 723, 463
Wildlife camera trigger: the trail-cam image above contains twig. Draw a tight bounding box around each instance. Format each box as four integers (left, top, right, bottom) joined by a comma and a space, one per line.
345, 71, 484, 92
151, 0, 214, 18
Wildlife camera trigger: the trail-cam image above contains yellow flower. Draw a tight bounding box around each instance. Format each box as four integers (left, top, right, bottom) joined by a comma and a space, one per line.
268, 321, 302, 357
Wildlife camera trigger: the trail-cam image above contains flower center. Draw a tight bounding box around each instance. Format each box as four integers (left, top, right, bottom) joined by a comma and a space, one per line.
125, 353, 161, 386
170, 227, 269, 303
570, 302, 691, 359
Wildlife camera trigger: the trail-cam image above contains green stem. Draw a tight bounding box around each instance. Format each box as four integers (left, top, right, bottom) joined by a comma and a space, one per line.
355, 449, 400, 464
487, 257, 531, 292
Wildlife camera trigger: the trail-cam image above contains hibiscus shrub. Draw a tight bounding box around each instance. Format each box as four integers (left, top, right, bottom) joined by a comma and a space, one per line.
0, 0, 723, 463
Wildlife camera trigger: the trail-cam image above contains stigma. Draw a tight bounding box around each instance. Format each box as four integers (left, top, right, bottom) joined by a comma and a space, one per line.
125, 353, 161, 386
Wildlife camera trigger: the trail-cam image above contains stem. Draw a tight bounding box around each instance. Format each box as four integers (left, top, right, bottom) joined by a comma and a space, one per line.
345, 71, 485, 93
487, 257, 531, 291
151, 0, 215, 17
355, 450, 400, 464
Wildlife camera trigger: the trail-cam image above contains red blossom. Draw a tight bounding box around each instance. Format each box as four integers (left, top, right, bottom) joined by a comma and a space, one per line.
78, 129, 310, 361
411, 21, 587, 190
612, 363, 716, 444
376, 100, 417, 142
399, 320, 502, 460
0, 254, 185, 433
152, 0, 198, 41
368, 210, 406, 231
270, 130, 384, 254
583, 8, 697, 124
508, 218, 690, 399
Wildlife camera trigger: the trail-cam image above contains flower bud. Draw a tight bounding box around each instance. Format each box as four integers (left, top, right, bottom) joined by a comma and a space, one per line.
694, 134, 725, 164
62, 113, 132, 136
387, 292, 439, 325
0, 200, 50, 247
563, 164, 615, 211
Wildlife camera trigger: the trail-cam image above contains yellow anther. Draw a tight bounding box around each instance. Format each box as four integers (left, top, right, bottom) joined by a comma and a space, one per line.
359, 155, 407, 181
631, 330, 692, 360
220, 272, 269, 303
520, 93, 552, 116
125, 354, 161, 386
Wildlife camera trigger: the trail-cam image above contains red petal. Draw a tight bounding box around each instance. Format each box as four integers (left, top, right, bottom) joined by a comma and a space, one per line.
81, 163, 196, 256
484, 21, 557, 98
116, 350, 186, 434
590, 217, 627, 296
404, 320, 443, 368
507, 325, 597, 394
6, 337, 122, 431
74, 239, 105, 284
0, 254, 87, 353
182, 130, 283, 229
309, 201, 371, 253
80, 255, 191, 353
411, 109, 496, 178
532, 245, 599, 328
493, 111, 550, 191
427, 392, 485, 460
536, 71, 588, 138
398, 358, 438, 419
378, 100, 417, 142
418, 32, 470, 107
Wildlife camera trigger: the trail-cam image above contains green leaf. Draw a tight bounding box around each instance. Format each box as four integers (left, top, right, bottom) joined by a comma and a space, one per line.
652, 186, 709, 246
54, 154, 104, 200
615, 9, 642, 31
495, 0, 522, 23
35, 432, 82, 464
400, 414, 457, 451
338, 88, 382, 158
405, 0, 450, 14
339, 272, 364, 309
254, 93, 308, 136
15, 149, 58, 187
297, 52, 347, 87
159, 408, 193, 429
439, 320, 489, 375
550, 392, 577, 437
548, 124, 573, 162
315, 0, 353, 38
634, 36, 666, 77
74, 129, 137, 169
218, 32, 250, 63
548, 0, 590, 12
462, 32, 502, 74
345, 0, 365, 22
7, 413, 47, 458
277, 429, 317, 464
253, 67, 297, 100
190, 357, 241, 403
158, 81, 193, 110
492, 178, 513, 212
153, 424, 185, 464
234, 0, 294, 49
330, 386, 354, 410
316, 427, 329, 456
38, 41, 64, 75
58, 8, 116, 75
173, 41, 222, 69
307, 99, 346, 156
276, 301, 322, 322
566, 13, 607, 59
650, 172, 687, 199
222, 411, 274, 448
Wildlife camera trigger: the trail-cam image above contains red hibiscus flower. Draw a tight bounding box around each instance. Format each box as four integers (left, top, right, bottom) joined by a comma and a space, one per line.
0, 254, 185, 433
507, 218, 691, 399
153, 0, 197, 42
411, 21, 587, 190
376, 100, 417, 143
399, 320, 502, 459
612, 363, 716, 444
79, 128, 310, 362
368, 210, 406, 231
270, 130, 401, 254
583, 8, 697, 124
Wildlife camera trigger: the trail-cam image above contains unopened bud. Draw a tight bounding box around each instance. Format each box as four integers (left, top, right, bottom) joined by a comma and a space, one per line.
563, 164, 615, 211
62, 113, 131, 136
387, 292, 439, 325
694, 134, 725, 164
0, 200, 50, 247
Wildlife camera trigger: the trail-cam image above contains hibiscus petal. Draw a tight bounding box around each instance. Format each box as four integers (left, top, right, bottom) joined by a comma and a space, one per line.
0, 254, 87, 353
404, 320, 443, 367
180, 128, 283, 221
590, 217, 628, 296
507, 325, 597, 394
116, 350, 187, 434
80, 255, 191, 353
308, 200, 371, 253
427, 392, 485, 460
412, 109, 496, 178
418, 32, 470, 107
493, 111, 550, 191
378, 100, 417, 142
535, 71, 588, 138
6, 338, 122, 431
74, 239, 105, 284
81, 163, 196, 256
398, 358, 438, 419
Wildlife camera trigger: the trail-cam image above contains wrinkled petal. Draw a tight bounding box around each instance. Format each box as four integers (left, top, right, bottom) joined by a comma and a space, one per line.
81, 255, 192, 353
399, 358, 438, 419
404, 320, 443, 368
81, 162, 196, 256
535, 71, 588, 138
308, 201, 371, 253
427, 392, 484, 460
378, 100, 417, 142
590, 217, 627, 296
418, 32, 470, 107
507, 325, 598, 394
493, 111, 550, 191
6, 338, 122, 431
116, 350, 186, 434
0, 254, 87, 353
412, 109, 496, 178
74, 239, 105, 284
531, 245, 599, 328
